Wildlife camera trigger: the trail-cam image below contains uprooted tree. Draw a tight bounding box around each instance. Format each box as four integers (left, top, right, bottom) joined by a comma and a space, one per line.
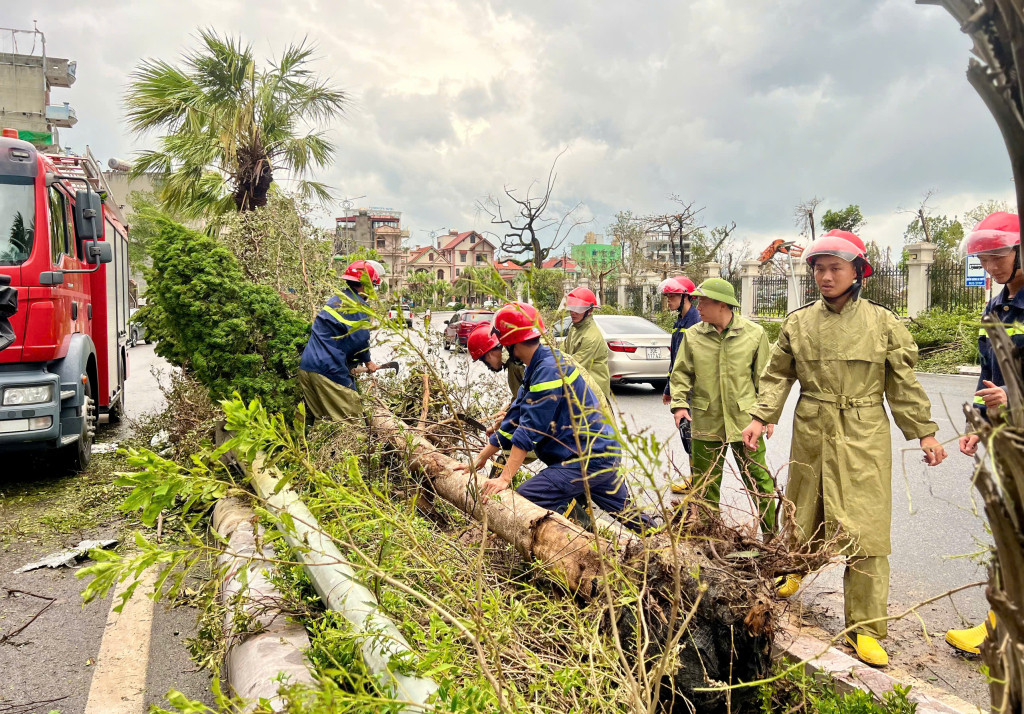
923, 0, 1024, 709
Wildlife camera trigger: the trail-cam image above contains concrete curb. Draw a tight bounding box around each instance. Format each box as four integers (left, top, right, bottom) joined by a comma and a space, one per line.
775, 624, 982, 714
213, 496, 317, 712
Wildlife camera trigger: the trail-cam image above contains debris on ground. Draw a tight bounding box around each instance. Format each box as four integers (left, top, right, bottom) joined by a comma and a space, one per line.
13, 539, 118, 573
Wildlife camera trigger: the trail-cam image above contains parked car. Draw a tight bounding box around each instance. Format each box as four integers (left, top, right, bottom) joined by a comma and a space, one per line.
554, 314, 671, 390
387, 305, 414, 328
128, 307, 148, 347
444, 310, 495, 350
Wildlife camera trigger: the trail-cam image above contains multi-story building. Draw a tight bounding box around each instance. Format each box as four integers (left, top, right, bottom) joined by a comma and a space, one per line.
0, 27, 77, 151
406, 230, 497, 284
335, 208, 403, 255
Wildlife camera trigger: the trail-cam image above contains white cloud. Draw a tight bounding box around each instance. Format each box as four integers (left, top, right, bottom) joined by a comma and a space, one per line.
13, 0, 1013, 257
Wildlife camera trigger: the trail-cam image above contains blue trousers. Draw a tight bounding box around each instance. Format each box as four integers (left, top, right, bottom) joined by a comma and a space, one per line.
515, 459, 650, 532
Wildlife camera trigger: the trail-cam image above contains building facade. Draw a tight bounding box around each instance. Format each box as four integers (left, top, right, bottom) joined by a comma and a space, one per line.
0, 28, 76, 150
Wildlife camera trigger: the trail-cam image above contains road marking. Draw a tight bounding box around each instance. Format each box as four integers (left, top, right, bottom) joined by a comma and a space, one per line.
84, 569, 157, 714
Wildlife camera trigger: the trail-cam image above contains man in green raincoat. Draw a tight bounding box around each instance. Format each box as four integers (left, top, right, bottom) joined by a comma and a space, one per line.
669, 278, 776, 535
563, 286, 611, 398
741, 230, 947, 668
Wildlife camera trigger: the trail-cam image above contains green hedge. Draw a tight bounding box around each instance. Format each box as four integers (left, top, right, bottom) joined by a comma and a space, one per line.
138, 217, 310, 413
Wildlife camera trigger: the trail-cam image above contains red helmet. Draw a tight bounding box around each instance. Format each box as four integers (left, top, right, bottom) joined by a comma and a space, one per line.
965, 212, 1020, 255
492, 302, 545, 346
657, 276, 696, 295
343, 260, 382, 287
467, 322, 501, 361
805, 230, 873, 278
566, 286, 598, 313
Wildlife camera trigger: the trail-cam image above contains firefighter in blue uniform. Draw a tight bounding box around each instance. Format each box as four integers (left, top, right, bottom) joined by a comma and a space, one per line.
298, 260, 381, 422
455, 302, 651, 532
659, 276, 700, 454
946, 212, 1023, 655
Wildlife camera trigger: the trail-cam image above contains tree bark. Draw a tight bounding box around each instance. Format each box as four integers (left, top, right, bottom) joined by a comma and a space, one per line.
369, 406, 774, 712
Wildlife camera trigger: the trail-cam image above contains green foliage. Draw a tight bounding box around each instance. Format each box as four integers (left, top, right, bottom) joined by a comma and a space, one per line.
125, 29, 347, 223
138, 216, 310, 412
124, 190, 167, 272
963, 199, 1011, 229
907, 307, 981, 373
761, 667, 917, 713
756, 319, 783, 343
821, 204, 865, 233
903, 215, 964, 264
221, 193, 339, 319
523, 268, 565, 309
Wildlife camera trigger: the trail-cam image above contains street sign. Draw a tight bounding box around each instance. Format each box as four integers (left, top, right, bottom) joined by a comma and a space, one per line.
965, 255, 987, 287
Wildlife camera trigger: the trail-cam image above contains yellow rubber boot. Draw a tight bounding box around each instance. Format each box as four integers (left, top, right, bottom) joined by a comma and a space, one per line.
776, 574, 803, 599
845, 634, 889, 667
945, 612, 996, 655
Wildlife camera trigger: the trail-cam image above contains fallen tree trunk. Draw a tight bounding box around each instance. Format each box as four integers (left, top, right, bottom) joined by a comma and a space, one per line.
369, 406, 774, 713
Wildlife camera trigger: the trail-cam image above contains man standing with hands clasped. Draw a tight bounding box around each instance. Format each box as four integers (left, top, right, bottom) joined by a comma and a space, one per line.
740, 230, 947, 668
668, 278, 777, 535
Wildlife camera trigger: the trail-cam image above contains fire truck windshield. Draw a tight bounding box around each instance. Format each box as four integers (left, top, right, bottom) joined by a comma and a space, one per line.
0, 177, 34, 266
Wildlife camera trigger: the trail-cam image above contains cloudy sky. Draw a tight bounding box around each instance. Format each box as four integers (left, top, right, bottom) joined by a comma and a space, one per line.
7, 0, 1014, 254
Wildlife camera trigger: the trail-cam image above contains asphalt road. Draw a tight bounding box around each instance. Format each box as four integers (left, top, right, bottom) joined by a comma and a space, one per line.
398, 311, 991, 705
0, 343, 211, 714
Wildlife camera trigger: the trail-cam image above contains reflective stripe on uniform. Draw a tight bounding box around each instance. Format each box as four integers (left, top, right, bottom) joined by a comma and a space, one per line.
978, 325, 1024, 338
530, 368, 581, 392
498, 428, 513, 440
973, 395, 986, 405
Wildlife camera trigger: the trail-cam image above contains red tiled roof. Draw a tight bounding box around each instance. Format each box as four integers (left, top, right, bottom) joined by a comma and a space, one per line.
441, 231, 498, 252
493, 260, 524, 271
542, 257, 577, 270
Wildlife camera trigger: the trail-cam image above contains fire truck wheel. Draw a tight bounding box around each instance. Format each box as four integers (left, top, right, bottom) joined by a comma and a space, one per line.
58, 375, 96, 473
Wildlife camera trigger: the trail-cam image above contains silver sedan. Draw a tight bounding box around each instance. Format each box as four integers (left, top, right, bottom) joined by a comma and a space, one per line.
554, 314, 672, 390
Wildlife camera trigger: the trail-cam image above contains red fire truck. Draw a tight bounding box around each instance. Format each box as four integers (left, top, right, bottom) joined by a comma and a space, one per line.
0, 130, 130, 471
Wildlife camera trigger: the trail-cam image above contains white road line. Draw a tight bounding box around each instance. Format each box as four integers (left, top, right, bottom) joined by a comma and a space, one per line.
84, 569, 157, 714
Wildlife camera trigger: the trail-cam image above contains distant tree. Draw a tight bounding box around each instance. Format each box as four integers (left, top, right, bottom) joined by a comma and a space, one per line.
964, 199, 1012, 228
903, 214, 964, 262
645, 196, 704, 267
820, 204, 865, 233
608, 211, 649, 287
125, 29, 347, 224
478, 150, 587, 267
794, 197, 823, 240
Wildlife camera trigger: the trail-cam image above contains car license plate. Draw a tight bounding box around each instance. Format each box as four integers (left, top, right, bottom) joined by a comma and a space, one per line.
646, 347, 661, 359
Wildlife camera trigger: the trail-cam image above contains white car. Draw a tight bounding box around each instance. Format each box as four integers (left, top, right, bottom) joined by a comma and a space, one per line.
386, 305, 414, 328
554, 314, 672, 390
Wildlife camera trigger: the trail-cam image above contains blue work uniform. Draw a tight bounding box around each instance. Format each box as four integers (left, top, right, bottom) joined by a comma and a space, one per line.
489, 345, 648, 531
299, 287, 372, 390
973, 285, 1024, 422
664, 305, 700, 398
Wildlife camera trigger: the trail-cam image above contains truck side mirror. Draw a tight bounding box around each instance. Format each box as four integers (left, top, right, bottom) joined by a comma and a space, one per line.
73, 189, 103, 241
84, 241, 113, 265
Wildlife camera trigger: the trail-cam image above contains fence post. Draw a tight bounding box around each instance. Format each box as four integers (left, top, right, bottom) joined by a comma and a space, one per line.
618, 275, 627, 308
705, 261, 722, 280
788, 260, 807, 314
905, 242, 936, 317
740, 260, 760, 318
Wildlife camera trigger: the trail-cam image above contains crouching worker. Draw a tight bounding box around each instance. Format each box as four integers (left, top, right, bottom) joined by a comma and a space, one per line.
298, 260, 380, 423
455, 302, 652, 533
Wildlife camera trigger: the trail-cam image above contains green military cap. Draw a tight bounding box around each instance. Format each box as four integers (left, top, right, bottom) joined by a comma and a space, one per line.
691, 277, 740, 308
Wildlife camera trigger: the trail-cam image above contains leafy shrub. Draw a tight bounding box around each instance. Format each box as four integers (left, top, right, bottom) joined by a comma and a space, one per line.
907, 307, 980, 374
757, 319, 783, 344
138, 216, 310, 413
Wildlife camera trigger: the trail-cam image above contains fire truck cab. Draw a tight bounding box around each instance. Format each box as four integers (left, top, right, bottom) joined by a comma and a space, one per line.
0, 131, 130, 472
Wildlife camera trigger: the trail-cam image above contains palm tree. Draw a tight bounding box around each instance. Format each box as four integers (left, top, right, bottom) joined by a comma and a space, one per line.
125, 29, 346, 222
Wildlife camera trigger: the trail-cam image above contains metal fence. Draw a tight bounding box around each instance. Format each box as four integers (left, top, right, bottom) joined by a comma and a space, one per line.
624, 285, 646, 313
860, 263, 908, 315
799, 264, 908, 314
928, 259, 988, 313
751, 274, 789, 318
603, 286, 618, 308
